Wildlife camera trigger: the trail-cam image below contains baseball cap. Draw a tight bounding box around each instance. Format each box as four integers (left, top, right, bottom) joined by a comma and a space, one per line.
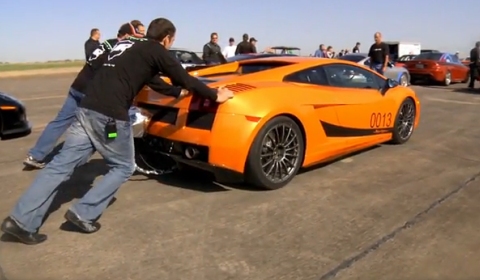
249, 37, 257, 42
229, 37, 235, 42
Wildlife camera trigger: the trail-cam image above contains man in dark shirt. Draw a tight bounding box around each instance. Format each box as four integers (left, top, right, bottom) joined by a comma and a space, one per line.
249, 37, 258, 53
468, 42, 480, 89
352, 42, 360, 53
202, 32, 222, 65
235, 33, 255, 55
368, 33, 389, 75
84, 28, 101, 60
1, 18, 234, 245
24, 22, 180, 169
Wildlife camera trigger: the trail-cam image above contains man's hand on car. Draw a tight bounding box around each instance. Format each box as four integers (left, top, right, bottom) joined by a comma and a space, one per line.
215, 87, 234, 103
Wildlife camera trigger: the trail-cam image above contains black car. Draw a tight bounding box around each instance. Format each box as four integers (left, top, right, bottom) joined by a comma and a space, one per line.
0, 92, 31, 138
226, 53, 297, 63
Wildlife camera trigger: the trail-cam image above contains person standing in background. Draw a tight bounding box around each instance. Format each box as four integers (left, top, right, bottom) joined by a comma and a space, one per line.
235, 33, 254, 55
222, 37, 237, 58
130, 20, 146, 36
368, 32, 389, 75
352, 42, 360, 53
84, 28, 101, 60
202, 32, 222, 65
468, 42, 480, 90
313, 44, 327, 57
326, 46, 334, 58
249, 37, 258, 53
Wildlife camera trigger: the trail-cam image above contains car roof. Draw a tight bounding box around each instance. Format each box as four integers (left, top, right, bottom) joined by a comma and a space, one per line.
343, 53, 368, 57
240, 56, 320, 63
271, 46, 301, 50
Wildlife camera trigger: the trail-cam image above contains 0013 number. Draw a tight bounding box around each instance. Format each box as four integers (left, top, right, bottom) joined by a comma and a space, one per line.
369, 112, 392, 128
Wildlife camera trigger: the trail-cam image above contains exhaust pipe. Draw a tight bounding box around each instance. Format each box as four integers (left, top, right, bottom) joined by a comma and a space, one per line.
185, 147, 199, 159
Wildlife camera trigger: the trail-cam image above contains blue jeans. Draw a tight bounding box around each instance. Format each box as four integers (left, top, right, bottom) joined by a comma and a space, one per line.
29, 87, 84, 161
11, 108, 135, 232
370, 63, 385, 75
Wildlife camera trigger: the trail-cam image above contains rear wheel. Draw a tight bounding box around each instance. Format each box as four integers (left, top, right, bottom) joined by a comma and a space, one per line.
390, 98, 416, 144
399, 73, 409, 86
245, 116, 305, 190
443, 71, 452, 86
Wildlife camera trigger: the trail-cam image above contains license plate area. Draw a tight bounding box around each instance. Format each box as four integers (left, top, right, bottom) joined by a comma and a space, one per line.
415, 64, 424, 69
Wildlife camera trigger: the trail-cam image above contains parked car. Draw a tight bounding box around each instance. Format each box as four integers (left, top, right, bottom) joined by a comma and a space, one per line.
0, 91, 31, 139
226, 53, 297, 63
402, 52, 470, 85
339, 53, 411, 86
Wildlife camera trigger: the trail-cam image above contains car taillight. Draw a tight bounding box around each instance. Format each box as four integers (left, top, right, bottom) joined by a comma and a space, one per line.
189, 95, 218, 113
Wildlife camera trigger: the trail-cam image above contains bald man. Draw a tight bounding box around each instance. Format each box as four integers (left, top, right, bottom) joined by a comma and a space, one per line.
368, 32, 389, 75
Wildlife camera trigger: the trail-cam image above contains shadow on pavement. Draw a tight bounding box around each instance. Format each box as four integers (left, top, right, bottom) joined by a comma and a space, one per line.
452, 88, 480, 94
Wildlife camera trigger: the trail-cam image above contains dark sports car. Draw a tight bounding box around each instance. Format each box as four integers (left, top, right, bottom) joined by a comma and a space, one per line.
0, 92, 31, 138
226, 53, 297, 63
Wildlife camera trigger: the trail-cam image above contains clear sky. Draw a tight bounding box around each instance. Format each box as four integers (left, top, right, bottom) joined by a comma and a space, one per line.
1, 0, 478, 62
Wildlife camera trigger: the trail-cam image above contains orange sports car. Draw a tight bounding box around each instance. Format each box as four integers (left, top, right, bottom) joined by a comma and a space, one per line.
135, 57, 421, 190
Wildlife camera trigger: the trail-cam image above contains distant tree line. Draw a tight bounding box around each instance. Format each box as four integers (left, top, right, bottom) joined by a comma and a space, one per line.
0, 59, 85, 65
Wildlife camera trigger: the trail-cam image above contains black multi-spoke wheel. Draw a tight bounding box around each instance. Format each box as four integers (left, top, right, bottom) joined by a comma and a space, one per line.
245, 116, 305, 190
390, 98, 416, 144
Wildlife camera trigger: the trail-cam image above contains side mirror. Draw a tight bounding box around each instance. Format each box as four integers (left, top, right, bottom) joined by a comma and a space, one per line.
387, 62, 394, 68
387, 78, 398, 88
381, 79, 398, 95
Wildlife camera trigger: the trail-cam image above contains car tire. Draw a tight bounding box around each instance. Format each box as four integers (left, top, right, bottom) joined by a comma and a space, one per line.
399, 73, 409, 86
245, 116, 305, 190
390, 98, 416, 145
443, 71, 452, 86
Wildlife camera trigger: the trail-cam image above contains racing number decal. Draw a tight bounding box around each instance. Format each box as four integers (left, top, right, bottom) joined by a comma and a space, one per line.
369, 112, 393, 128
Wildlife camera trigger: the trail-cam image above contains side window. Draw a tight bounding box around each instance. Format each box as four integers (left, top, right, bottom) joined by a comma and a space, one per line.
364, 58, 371, 66
283, 67, 329, 86
322, 64, 381, 89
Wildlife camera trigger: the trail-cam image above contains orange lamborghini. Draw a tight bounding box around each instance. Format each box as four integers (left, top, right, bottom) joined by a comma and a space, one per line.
135, 57, 421, 190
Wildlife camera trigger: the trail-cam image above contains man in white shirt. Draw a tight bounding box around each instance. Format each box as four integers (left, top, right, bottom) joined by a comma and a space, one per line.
222, 37, 237, 58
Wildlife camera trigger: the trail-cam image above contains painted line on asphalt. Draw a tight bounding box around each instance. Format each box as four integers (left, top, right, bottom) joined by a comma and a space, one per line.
22, 95, 64, 101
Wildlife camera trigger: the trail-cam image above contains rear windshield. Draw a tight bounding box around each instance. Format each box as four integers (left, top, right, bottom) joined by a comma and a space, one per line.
414, 52, 443, 61
339, 55, 365, 63
240, 62, 293, 74
398, 55, 416, 61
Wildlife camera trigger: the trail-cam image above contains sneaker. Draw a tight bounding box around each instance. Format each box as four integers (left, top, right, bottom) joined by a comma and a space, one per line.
23, 155, 45, 169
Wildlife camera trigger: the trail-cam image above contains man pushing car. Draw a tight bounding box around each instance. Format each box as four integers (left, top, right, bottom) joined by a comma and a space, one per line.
24, 21, 184, 170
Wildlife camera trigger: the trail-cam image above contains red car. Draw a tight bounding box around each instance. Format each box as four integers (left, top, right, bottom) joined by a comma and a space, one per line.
403, 52, 470, 86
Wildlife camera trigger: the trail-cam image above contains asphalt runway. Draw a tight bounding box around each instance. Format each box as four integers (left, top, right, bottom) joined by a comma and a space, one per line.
1, 74, 480, 280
